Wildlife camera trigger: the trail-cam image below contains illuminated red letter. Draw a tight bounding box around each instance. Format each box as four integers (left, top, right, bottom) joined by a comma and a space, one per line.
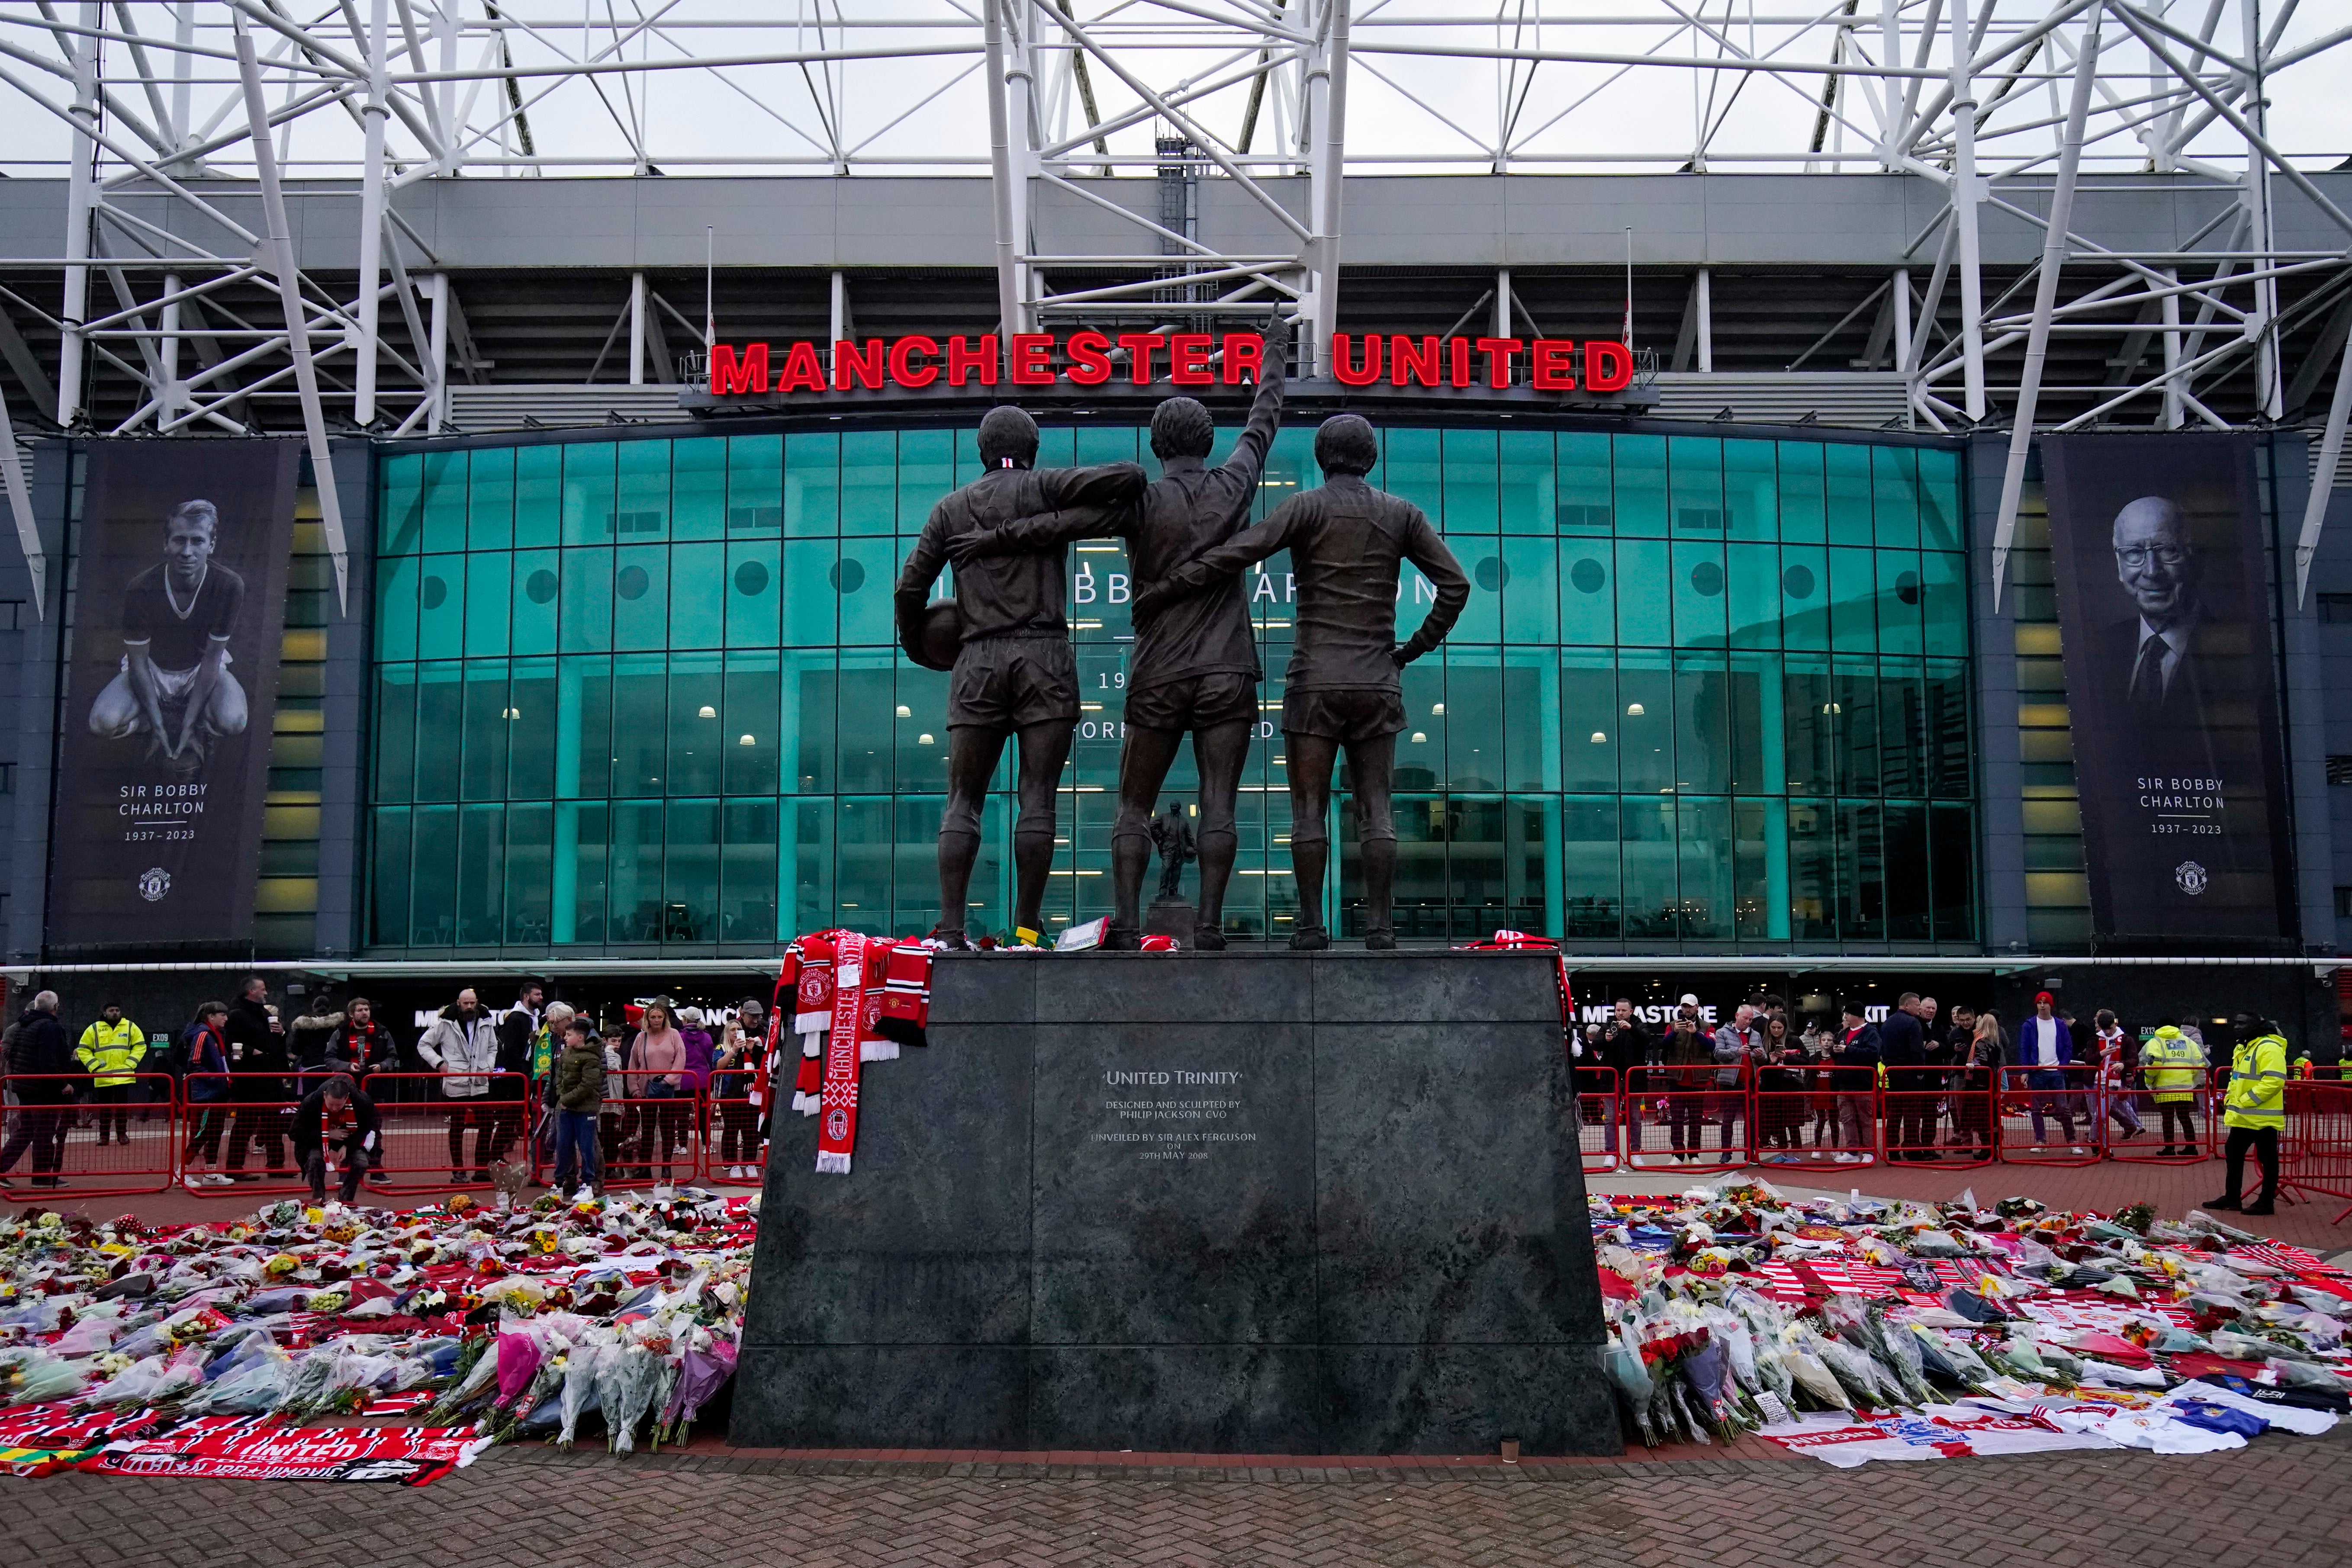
708, 343, 769, 395
775, 340, 826, 392
1331, 333, 1381, 387
1474, 337, 1523, 388
1010, 333, 1057, 387
889, 334, 940, 388
1531, 340, 1577, 390
833, 339, 886, 391
1066, 330, 1114, 386
947, 335, 998, 387
1448, 337, 1471, 388
1116, 333, 1168, 385
1169, 334, 1214, 386
1390, 335, 1440, 387
1221, 333, 1264, 385
1584, 340, 1634, 392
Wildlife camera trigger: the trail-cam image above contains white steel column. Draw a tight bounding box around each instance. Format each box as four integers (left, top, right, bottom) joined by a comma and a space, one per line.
2241, 0, 2282, 421
630, 273, 649, 386
828, 270, 846, 379
1494, 268, 1512, 341
985, 0, 1022, 347
158, 272, 183, 427
2161, 268, 2184, 429
428, 273, 450, 429
1948, 0, 1986, 422
1305, 0, 1350, 377
1891, 269, 1912, 373
57, 1, 103, 427
1695, 267, 1713, 373
1990, 16, 2100, 610
233, 15, 349, 611
353, 0, 391, 425
0, 380, 44, 618
2294, 311, 2352, 606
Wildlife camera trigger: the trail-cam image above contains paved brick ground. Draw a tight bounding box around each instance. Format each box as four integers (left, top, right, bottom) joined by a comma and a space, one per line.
10, 1430, 2349, 1567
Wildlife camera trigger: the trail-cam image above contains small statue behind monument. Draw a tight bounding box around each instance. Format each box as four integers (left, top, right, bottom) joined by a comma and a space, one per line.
1143, 798, 1200, 947
1149, 800, 1196, 900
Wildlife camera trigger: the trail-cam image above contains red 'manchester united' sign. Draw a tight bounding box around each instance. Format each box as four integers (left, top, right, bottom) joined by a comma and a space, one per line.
707, 333, 1634, 396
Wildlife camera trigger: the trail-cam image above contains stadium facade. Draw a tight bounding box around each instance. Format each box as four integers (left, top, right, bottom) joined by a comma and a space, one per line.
1, 5, 2349, 1042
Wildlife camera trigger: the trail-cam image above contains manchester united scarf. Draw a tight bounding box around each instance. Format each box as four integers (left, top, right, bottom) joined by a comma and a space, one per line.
813, 932, 873, 1174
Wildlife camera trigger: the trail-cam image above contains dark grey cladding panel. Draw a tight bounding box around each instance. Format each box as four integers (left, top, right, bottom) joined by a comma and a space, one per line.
1320, 1346, 1620, 1457
733, 1345, 1029, 1450
742, 1022, 1032, 1347
1027, 1346, 1326, 1455
1311, 1022, 1600, 1346
1030, 1022, 1316, 1346
1308, 950, 1560, 1025
929, 950, 1038, 1021
1030, 952, 1316, 1023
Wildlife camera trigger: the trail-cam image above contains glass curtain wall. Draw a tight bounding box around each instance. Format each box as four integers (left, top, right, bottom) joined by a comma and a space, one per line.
369, 424, 1974, 954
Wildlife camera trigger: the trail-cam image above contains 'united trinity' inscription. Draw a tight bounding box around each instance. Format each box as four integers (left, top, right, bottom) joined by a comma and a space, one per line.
1094, 1067, 1255, 1161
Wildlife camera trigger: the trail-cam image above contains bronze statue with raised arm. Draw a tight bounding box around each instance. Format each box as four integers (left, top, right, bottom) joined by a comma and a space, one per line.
1133, 414, 1467, 950
945, 344, 1286, 948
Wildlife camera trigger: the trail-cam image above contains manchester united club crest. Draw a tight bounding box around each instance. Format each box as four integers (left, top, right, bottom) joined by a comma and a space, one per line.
825, 1106, 849, 1141
2174, 860, 2209, 896
136, 866, 171, 902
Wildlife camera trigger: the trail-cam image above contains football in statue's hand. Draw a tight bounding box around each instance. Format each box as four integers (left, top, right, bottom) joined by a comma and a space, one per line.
910, 598, 963, 672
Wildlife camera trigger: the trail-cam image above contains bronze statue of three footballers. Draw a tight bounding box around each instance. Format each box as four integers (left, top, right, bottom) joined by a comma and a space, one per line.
894, 339, 1466, 950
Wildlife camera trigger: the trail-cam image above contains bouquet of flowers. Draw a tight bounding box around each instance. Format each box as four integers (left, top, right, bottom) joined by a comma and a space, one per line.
555, 1337, 615, 1451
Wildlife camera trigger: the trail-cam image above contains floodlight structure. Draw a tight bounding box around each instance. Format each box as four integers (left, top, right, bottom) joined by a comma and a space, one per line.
0, 2, 2348, 607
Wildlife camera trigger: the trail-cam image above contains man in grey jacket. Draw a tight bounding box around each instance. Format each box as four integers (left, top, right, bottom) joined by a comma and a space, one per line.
417, 988, 501, 1184
1710, 1004, 1764, 1157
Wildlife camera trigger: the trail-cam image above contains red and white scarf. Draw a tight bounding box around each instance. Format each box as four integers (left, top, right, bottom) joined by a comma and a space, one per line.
814, 933, 875, 1174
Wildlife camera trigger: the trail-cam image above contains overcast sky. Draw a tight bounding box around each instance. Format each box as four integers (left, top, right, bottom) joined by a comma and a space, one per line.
0, 3, 2343, 181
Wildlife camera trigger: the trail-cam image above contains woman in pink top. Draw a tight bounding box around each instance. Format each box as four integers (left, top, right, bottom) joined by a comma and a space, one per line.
626, 1001, 690, 1182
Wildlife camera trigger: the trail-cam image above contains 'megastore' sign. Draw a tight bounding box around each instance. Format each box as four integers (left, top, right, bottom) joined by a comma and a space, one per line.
707, 333, 1636, 396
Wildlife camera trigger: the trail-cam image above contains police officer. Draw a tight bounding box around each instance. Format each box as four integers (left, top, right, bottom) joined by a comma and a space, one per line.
75, 1002, 148, 1147
2209, 1018, 2289, 1215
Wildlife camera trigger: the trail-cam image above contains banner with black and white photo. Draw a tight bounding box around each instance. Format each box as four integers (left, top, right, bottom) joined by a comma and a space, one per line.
2041, 433, 2294, 945
47, 441, 299, 950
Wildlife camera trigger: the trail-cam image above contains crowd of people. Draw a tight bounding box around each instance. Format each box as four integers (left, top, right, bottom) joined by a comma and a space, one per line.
0, 973, 2324, 1215
1574, 989, 2305, 1213
0, 978, 777, 1202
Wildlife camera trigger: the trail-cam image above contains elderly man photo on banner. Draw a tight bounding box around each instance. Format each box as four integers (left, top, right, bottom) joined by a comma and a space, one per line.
941, 340, 1287, 948
2040, 434, 2294, 946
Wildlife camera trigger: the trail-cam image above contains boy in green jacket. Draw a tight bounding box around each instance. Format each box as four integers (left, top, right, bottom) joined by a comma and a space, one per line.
551, 1017, 606, 1197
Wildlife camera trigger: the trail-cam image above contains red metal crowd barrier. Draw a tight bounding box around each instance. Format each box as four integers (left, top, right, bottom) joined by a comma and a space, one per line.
2103, 1058, 2215, 1163
1621, 1064, 1750, 1173
1753, 1064, 1879, 1170
178, 1071, 310, 1197
1574, 1064, 1619, 1174
0, 1072, 179, 1198
358, 1071, 535, 1197
1997, 1064, 2102, 1165
701, 1092, 766, 1185
531, 1074, 704, 1192
2278, 1081, 2352, 1224
1883, 1067, 1998, 1169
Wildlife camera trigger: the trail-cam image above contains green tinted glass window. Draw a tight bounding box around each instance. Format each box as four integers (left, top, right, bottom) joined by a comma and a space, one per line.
369, 423, 1976, 954
1612, 435, 1668, 534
